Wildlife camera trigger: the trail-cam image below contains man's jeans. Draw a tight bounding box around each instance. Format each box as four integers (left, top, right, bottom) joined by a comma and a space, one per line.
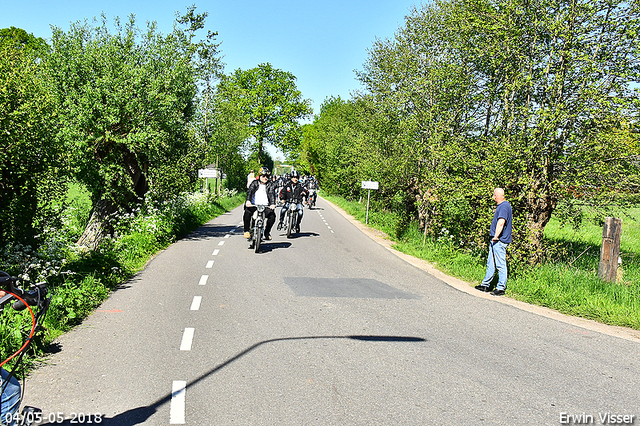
481, 241, 508, 290
1, 368, 21, 426
280, 203, 304, 225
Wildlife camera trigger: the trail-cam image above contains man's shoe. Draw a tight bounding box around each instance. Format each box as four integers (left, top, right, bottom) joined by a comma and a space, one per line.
276, 222, 283, 230
475, 285, 490, 292
264, 234, 272, 241
490, 289, 505, 296
243, 231, 250, 239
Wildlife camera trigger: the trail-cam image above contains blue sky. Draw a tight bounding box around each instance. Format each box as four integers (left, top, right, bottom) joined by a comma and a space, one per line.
2, 0, 421, 116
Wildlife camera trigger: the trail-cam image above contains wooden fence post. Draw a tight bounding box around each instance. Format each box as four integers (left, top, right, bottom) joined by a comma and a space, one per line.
598, 217, 622, 282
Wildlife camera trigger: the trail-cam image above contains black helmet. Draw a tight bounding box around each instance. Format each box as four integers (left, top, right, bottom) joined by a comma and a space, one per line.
259, 167, 271, 177
290, 170, 300, 179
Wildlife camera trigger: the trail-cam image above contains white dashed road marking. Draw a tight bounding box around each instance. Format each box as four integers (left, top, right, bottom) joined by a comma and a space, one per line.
190, 296, 202, 311
318, 211, 334, 233
170, 381, 187, 424
173, 218, 237, 422
180, 328, 195, 351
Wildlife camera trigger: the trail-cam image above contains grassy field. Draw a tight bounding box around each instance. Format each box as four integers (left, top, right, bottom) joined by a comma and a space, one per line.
322, 194, 640, 330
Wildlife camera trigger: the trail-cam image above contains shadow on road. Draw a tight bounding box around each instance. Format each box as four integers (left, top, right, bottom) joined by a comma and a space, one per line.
253, 241, 292, 253
37, 335, 426, 425
276, 231, 320, 239
181, 222, 241, 241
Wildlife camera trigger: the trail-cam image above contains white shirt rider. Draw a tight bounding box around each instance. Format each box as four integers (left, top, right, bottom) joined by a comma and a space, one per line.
252, 183, 269, 205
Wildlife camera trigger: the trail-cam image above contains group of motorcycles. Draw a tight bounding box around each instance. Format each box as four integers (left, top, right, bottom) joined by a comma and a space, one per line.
247, 175, 318, 253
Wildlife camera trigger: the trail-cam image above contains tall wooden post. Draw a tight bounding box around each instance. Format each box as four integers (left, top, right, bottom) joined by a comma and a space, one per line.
598, 217, 622, 282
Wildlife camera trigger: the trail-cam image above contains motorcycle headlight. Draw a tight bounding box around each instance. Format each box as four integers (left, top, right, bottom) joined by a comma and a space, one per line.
289, 204, 297, 211
257, 205, 266, 213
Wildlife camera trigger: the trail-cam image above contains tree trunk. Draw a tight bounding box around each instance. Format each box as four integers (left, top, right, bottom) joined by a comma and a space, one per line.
76, 198, 118, 250
122, 149, 148, 199
523, 192, 557, 265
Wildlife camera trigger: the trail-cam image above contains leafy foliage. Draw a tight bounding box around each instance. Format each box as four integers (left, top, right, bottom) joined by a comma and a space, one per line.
194, 82, 251, 190
0, 41, 64, 247
219, 63, 313, 163
46, 8, 222, 247
0, 26, 49, 56
304, 0, 640, 265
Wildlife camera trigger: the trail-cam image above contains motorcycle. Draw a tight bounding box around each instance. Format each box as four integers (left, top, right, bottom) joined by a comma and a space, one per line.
284, 199, 301, 238
307, 188, 317, 209
248, 204, 267, 253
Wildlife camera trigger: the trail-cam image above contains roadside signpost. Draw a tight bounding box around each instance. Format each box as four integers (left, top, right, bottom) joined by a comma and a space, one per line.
198, 169, 219, 178
198, 169, 220, 194
361, 181, 379, 224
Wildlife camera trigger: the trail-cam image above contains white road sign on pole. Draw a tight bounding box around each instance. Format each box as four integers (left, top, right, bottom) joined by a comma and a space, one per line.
198, 169, 219, 178
361, 181, 379, 190
361, 181, 379, 224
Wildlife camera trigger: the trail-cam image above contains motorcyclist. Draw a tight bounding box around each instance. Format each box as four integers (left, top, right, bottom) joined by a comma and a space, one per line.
1, 291, 22, 426
306, 175, 318, 207
277, 170, 308, 233
276, 174, 288, 204
244, 167, 277, 240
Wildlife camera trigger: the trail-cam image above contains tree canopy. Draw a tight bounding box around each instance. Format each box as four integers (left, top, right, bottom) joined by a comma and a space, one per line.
219, 63, 312, 164
0, 39, 62, 246
303, 0, 640, 264
46, 7, 222, 247
0, 26, 49, 57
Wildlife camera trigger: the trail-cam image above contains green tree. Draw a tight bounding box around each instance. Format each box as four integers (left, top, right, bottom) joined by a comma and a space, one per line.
446, 0, 640, 262
220, 63, 312, 163
0, 26, 49, 57
353, 0, 640, 263
46, 8, 222, 248
194, 82, 251, 190
300, 96, 377, 199
0, 41, 63, 246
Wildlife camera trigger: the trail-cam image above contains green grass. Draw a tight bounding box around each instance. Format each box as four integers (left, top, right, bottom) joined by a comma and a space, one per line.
322, 193, 640, 330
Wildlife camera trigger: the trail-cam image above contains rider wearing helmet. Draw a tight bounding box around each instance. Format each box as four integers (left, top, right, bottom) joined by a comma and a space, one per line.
244, 167, 277, 240
278, 170, 308, 233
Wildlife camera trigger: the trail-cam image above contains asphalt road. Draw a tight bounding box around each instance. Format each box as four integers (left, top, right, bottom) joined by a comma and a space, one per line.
23, 197, 640, 425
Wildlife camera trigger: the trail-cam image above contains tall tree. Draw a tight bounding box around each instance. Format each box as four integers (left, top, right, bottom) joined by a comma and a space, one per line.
220, 63, 312, 163
309, 0, 640, 263
46, 7, 222, 248
194, 82, 251, 190
300, 97, 373, 198
444, 0, 640, 262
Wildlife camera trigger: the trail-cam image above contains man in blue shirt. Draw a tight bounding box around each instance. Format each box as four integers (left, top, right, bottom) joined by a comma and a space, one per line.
475, 188, 513, 296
